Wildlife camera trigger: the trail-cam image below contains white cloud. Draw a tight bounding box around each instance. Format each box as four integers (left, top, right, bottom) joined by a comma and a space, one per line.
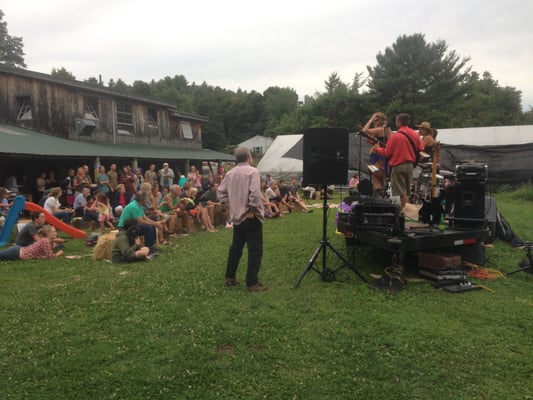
2, 0, 533, 109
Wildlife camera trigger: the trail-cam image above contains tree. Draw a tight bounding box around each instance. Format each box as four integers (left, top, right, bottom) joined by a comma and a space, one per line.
0, 10, 26, 67
262, 86, 299, 136
51, 67, 76, 80
366, 33, 470, 127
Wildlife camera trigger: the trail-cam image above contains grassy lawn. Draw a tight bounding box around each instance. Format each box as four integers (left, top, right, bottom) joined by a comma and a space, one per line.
1, 190, 533, 399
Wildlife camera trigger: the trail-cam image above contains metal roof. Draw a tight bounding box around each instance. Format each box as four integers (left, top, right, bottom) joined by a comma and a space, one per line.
0, 123, 233, 161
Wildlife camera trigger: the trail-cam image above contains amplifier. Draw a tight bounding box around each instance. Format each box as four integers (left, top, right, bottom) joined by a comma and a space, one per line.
456, 163, 488, 182
354, 201, 401, 228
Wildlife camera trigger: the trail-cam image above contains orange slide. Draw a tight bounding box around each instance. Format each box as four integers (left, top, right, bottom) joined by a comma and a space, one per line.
25, 202, 87, 239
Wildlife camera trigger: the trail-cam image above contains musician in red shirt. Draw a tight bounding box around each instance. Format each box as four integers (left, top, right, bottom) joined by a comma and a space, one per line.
371, 113, 424, 209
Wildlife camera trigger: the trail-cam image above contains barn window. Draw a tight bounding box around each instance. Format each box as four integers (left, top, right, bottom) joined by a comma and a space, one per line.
116, 101, 133, 134
146, 108, 158, 128
181, 121, 193, 139
16, 96, 32, 121
84, 97, 99, 120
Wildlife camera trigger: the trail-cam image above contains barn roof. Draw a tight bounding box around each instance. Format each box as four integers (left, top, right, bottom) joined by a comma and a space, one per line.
0, 122, 233, 161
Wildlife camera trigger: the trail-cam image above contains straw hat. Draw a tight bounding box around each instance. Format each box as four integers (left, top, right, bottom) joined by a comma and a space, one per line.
416, 121, 432, 134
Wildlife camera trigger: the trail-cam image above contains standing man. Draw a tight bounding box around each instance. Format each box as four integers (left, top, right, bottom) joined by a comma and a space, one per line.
107, 164, 119, 192
217, 147, 266, 292
158, 162, 175, 189
371, 113, 424, 209
144, 163, 158, 187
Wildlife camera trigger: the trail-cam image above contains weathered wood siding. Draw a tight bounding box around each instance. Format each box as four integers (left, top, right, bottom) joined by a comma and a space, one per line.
0, 72, 203, 149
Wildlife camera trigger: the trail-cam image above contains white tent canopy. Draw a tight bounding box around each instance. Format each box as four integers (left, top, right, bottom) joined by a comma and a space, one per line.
438, 125, 533, 146
257, 134, 303, 181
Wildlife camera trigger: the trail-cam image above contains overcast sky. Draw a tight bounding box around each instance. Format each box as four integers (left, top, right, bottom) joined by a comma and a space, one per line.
3, 0, 533, 113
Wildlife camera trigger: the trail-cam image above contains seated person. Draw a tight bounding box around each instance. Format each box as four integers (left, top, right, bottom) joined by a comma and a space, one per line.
260, 179, 281, 218
301, 184, 319, 200
111, 219, 150, 262
43, 187, 72, 224
117, 191, 164, 254
111, 184, 132, 217
348, 174, 359, 191
140, 182, 169, 245
0, 187, 11, 227
265, 181, 292, 211
0, 225, 64, 261
15, 211, 66, 249
16, 211, 46, 246
73, 187, 99, 230
189, 187, 216, 233
202, 182, 230, 227
159, 184, 190, 234
285, 177, 312, 212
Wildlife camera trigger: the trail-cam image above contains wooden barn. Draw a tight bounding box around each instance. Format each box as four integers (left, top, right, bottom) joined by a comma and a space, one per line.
0, 63, 233, 194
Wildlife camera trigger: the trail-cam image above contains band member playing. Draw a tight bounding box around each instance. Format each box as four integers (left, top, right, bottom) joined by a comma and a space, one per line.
362, 112, 392, 194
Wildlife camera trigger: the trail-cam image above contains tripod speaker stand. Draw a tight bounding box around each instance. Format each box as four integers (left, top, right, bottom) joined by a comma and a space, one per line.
293, 127, 367, 288
293, 191, 367, 287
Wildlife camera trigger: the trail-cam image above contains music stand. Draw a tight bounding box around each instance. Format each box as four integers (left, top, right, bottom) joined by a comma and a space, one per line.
293, 185, 367, 287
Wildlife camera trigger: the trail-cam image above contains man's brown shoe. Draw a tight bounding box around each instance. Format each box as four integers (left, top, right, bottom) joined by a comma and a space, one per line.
246, 283, 268, 292
224, 278, 240, 287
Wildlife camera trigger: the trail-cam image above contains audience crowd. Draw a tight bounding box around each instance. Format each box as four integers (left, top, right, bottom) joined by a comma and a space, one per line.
1, 161, 316, 262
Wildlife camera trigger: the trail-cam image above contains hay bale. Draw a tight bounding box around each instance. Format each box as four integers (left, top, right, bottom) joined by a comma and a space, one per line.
93, 231, 117, 261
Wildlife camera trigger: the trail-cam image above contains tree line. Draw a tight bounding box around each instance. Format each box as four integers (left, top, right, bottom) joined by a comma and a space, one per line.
2, 11, 532, 151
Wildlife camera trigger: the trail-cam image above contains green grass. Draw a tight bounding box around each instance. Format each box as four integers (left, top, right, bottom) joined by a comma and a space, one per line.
1, 195, 533, 399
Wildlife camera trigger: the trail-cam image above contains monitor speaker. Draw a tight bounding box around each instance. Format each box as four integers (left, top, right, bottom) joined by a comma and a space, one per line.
453, 181, 486, 229
302, 127, 348, 185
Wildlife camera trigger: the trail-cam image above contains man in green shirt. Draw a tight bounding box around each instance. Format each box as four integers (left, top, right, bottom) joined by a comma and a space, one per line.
118, 191, 164, 253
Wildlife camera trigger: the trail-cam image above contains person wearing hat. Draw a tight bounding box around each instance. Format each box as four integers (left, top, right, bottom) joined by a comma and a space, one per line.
417, 121, 437, 159
158, 162, 175, 189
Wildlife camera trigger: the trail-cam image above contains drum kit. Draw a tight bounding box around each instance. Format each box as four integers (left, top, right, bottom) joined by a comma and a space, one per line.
411, 162, 453, 204
365, 161, 452, 203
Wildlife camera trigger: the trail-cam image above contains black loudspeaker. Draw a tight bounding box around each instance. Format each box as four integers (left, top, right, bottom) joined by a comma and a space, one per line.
302, 127, 348, 185
453, 181, 486, 229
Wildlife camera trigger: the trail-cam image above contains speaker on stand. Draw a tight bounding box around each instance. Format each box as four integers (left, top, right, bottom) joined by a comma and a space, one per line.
295, 127, 367, 287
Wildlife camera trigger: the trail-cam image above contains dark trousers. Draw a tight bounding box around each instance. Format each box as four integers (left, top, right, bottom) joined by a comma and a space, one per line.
225, 217, 263, 287
139, 224, 156, 248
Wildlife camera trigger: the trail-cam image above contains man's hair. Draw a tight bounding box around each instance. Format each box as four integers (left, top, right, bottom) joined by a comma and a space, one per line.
234, 147, 251, 163
140, 182, 152, 192
134, 190, 148, 204
396, 113, 411, 127
31, 211, 44, 221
